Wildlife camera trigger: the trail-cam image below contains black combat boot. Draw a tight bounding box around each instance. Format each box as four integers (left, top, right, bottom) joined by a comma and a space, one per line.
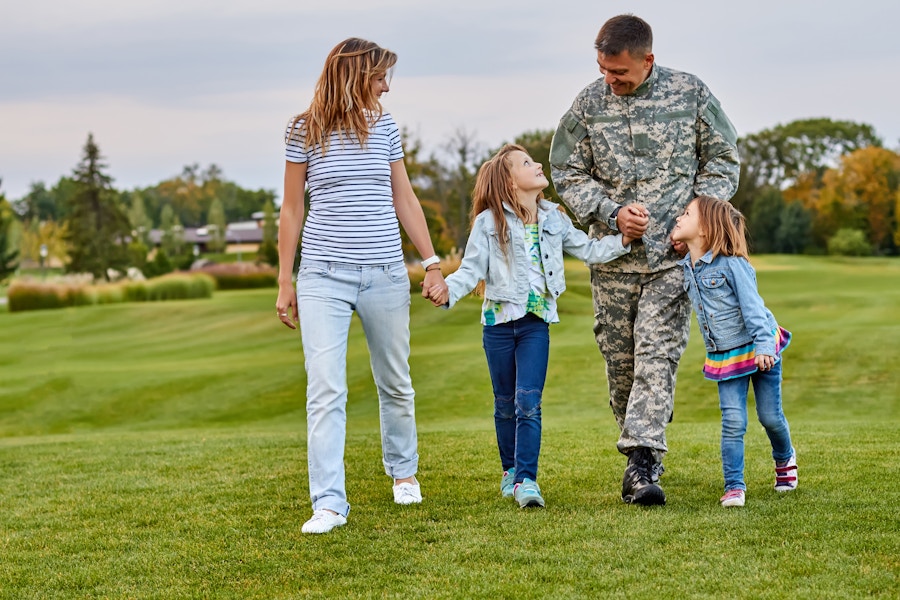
622, 447, 666, 505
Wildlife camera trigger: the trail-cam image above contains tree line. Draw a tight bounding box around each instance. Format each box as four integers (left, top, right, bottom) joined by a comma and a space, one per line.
1, 117, 898, 284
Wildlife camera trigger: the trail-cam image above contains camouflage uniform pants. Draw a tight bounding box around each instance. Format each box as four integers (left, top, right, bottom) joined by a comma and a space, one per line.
590, 265, 691, 461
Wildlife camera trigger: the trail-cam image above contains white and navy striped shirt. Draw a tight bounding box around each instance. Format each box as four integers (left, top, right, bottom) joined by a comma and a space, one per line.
285, 113, 405, 265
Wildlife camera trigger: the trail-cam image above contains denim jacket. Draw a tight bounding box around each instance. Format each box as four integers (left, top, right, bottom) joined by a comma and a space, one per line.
446, 200, 630, 308
679, 251, 778, 355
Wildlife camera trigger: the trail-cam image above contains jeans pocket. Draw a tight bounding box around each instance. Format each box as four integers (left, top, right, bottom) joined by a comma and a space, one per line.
386, 263, 410, 285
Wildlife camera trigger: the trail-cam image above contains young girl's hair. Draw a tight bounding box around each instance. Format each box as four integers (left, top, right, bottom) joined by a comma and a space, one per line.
285, 38, 397, 154
470, 143, 543, 259
694, 195, 749, 259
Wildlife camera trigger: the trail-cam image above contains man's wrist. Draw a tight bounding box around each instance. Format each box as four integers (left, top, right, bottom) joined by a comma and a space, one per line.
608, 206, 622, 231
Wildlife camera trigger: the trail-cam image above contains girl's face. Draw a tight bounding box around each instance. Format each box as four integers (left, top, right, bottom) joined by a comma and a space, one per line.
508, 150, 548, 194
672, 200, 704, 245
370, 72, 390, 97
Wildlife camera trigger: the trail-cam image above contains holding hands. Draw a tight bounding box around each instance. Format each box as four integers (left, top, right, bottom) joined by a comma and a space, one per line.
617, 203, 649, 246
421, 269, 449, 306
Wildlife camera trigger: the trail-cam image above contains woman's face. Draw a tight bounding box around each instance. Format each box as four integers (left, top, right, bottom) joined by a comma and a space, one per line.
370, 72, 390, 98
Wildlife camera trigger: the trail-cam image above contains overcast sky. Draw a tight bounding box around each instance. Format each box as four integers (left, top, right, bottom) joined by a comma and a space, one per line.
2, 0, 898, 202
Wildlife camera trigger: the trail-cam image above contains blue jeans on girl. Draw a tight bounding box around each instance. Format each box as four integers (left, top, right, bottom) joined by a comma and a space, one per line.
717, 359, 794, 492
482, 313, 549, 484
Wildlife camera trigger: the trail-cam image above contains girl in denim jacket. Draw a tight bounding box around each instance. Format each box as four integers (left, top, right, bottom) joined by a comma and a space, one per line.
426, 144, 636, 508
671, 195, 797, 508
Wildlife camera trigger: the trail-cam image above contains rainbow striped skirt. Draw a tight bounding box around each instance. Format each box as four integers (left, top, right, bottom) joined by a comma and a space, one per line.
702, 326, 792, 382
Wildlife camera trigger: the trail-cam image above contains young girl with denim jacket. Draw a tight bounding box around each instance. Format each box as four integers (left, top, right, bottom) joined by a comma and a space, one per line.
671, 195, 797, 508
425, 144, 636, 508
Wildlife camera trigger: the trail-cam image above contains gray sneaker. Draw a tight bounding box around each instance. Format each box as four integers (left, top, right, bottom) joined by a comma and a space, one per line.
500, 468, 516, 498
513, 478, 545, 508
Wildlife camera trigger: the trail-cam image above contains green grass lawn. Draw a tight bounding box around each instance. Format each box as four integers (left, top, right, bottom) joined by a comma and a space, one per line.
1, 256, 898, 598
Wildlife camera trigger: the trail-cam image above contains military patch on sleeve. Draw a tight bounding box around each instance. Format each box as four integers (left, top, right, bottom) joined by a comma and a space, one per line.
550, 110, 588, 167
702, 96, 737, 146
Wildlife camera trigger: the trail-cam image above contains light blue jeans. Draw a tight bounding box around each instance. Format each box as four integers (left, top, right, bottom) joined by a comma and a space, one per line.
717, 359, 794, 492
297, 260, 418, 517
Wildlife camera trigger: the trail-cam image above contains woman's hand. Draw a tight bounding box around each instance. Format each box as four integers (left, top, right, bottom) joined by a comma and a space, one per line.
275, 282, 298, 329
421, 270, 449, 306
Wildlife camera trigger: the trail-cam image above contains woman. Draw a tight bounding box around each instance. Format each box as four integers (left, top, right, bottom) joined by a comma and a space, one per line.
275, 38, 448, 534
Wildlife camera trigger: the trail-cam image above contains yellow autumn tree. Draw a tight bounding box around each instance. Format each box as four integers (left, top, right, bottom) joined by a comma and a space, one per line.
814, 147, 900, 253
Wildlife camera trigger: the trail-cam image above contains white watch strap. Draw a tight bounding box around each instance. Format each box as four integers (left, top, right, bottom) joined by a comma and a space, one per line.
420, 255, 440, 268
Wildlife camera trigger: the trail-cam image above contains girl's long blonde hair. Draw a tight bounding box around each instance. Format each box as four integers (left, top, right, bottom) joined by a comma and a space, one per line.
285, 38, 397, 154
470, 144, 542, 259
694, 195, 749, 259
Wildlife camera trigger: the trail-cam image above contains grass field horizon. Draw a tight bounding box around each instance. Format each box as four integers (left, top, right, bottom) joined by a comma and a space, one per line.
1, 255, 898, 598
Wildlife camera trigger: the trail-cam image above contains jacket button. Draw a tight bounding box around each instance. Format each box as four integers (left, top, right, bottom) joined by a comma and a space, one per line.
548, 271, 553, 276
544, 254, 549, 259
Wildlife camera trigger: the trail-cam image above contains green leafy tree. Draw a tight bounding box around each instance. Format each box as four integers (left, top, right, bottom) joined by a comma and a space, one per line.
126, 192, 153, 246
14, 181, 59, 222
0, 181, 20, 282
206, 198, 227, 253
159, 205, 186, 257
63, 134, 132, 281
773, 201, 813, 254
400, 130, 454, 257
747, 186, 786, 253
257, 199, 279, 266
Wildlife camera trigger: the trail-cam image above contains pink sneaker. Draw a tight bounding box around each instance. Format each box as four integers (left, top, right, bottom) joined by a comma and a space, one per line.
720, 489, 745, 507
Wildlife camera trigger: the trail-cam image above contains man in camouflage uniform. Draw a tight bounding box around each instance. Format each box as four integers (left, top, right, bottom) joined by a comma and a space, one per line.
549, 14, 740, 505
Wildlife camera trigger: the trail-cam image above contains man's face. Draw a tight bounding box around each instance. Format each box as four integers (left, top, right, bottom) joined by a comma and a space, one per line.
597, 49, 654, 96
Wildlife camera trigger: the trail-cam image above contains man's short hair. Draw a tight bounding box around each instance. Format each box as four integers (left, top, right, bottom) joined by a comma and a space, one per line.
595, 14, 653, 57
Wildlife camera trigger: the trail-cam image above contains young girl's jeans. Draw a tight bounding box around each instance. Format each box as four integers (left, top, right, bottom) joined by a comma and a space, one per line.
717, 359, 793, 492
482, 313, 549, 484
297, 260, 418, 518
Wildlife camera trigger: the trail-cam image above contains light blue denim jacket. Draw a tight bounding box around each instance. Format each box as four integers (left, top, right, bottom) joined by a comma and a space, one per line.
445, 200, 630, 308
679, 251, 779, 355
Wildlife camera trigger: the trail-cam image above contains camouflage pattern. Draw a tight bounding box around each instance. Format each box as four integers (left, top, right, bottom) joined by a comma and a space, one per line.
591, 266, 690, 459
549, 63, 739, 459
549, 64, 740, 274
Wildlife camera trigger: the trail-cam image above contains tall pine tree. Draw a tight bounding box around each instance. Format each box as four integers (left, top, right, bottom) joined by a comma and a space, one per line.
64, 134, 131, 281
0, 180, 21, 282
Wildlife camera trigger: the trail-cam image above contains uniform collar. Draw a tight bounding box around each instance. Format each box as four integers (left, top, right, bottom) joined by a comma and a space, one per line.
631, 63, 658, 97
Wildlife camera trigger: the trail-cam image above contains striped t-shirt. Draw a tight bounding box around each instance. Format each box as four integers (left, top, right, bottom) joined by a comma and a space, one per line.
284, 113, 405, 265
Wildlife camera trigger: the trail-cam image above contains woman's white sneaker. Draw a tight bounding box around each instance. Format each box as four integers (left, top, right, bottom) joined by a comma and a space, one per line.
392, 482, 422, 505
301, 509, 347, 534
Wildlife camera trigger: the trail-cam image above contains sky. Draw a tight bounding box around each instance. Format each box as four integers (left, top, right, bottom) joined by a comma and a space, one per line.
2, 0, 899, 203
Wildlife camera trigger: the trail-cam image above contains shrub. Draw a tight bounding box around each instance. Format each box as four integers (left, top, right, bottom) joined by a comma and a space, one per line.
196, 263, 277, 290
827, 228, 873, 257
7, 282, 65, 312
144, 273, 215, 301
6, 273, 215, 312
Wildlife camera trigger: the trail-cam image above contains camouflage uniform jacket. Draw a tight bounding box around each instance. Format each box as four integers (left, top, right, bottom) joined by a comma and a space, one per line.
550, 64, 740, 273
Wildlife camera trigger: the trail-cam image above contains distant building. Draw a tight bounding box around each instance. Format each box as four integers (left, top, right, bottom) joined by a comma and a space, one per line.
148, 214, 277, 254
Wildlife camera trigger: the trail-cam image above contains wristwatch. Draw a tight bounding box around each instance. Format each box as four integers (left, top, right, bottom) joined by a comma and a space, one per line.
608, 206, 622, 231
420, 255, 440, 269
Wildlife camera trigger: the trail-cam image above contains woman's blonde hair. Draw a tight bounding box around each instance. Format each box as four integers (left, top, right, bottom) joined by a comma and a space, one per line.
470, 144, 543, 259
694, 195, 749, 259
285, 38, 397, 154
